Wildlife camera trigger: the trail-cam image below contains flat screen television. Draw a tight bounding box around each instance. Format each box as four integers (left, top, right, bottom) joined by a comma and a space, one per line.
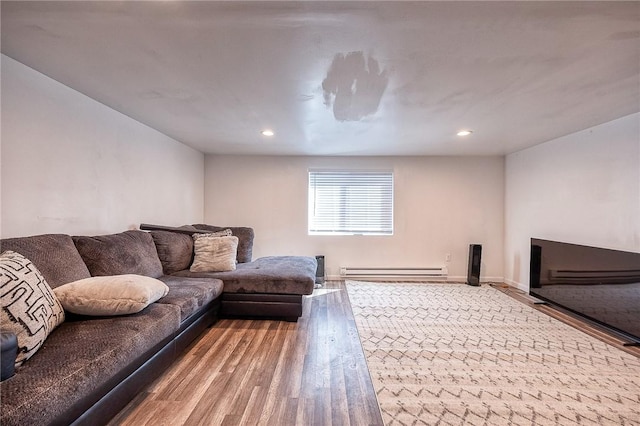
529, 238, 640, 345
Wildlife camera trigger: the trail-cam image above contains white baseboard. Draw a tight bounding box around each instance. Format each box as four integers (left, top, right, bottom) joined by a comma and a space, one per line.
504, 278, 527, 291
331, 275, 505, 283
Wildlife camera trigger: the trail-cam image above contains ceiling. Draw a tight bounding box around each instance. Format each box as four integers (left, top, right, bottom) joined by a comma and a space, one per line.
2, 1, 639, 156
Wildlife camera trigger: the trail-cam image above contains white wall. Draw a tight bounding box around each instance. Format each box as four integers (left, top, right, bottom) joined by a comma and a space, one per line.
504, 113, 640, 290
0, 55, 204, 238
4, 50, 635, 287
204, 155, 505, 281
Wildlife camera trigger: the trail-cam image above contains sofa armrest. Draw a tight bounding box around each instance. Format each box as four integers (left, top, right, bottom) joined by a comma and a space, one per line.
1, 332, 18, 381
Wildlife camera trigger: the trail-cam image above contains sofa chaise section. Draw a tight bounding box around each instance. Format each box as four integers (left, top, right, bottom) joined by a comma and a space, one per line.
173, 255, 317, 320
148, 224, 317, 321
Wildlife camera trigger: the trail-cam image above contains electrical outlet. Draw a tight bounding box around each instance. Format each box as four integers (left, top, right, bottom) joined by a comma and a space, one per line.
445, 253, 451, 262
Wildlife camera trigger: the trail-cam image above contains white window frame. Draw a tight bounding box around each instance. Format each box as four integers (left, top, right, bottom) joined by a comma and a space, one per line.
308, 169, 394, 236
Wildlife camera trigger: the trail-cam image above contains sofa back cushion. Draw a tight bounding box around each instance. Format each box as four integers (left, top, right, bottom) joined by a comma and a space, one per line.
192, 225, 254, 263
0, 234, 91, 288
150, 231, 194, 274
73, 230, 163, 278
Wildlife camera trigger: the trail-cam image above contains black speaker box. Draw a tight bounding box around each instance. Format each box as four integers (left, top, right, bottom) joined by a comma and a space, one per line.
467, 244, 482, 286
529, 244, 542, 288
315, 255, 325, 286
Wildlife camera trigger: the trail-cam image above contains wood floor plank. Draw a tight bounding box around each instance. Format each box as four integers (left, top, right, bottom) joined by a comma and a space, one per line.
111, 281, 384, 426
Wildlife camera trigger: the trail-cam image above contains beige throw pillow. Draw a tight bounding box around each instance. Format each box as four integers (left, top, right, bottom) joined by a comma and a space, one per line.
53, 274, 169, 316
1, 250, 65, 366
191, 235, 238, 272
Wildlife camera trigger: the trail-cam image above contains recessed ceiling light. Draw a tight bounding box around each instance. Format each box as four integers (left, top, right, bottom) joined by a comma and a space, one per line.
457, 130, 473, 137
261, 129, 275, 137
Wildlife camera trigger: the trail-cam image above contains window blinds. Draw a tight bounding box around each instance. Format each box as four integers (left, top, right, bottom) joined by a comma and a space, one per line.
308, 170, 393, 235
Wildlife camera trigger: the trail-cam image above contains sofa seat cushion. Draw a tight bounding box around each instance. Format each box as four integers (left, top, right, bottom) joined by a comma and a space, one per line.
156, 276, 224, 322
0, 303, 180, 426
172, 256, 317, 296
0, 234, 91, 288
73, 230, 163, 278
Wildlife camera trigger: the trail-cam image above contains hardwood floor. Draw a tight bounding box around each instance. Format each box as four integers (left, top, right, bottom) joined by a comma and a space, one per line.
110, 280, 638, 426
108, 281, 384, 426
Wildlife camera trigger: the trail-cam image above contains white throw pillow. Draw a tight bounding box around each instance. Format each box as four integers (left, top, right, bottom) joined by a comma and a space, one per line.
191, 235, 238, 272
1, 250, 65, 366
53, 274, 169, 316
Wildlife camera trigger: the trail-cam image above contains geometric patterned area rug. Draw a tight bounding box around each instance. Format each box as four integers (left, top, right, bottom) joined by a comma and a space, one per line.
346, 281, 640, 425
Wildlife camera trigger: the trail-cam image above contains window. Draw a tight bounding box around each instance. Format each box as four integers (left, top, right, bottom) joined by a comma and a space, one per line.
308, 170, 393, 235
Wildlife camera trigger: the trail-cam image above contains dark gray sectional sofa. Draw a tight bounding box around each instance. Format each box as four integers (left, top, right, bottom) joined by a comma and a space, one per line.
0, 225, 316, 426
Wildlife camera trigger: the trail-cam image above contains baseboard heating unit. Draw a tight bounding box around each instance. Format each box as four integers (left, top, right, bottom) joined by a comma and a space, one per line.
340, 266, 448, 280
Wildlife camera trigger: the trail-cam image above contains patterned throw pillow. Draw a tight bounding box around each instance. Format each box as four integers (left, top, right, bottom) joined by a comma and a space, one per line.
191, 235, 239, 272
0, 251, 65, 367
